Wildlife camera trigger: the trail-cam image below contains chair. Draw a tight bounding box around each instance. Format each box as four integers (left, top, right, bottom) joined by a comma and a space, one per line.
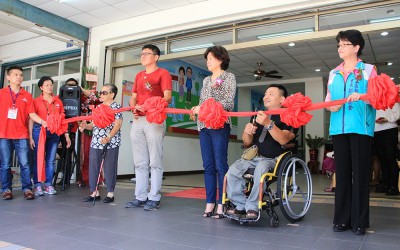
222, 152, 312, 227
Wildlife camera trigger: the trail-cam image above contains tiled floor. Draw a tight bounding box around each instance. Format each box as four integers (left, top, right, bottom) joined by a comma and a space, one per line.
0, 175, 399, 250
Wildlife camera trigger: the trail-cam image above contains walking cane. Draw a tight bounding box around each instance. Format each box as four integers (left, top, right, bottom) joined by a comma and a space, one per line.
93, 143, 109, 206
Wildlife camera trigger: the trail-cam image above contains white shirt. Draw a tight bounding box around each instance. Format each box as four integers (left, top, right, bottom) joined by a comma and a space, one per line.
374, 103, 400, 132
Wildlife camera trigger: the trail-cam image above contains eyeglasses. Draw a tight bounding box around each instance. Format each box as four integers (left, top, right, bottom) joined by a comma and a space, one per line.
99, 91, 110, 95
337, 43, 354, 49
139, 52, 156, 57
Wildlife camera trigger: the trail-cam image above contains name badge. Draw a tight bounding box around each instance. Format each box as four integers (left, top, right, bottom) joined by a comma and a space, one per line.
7, 108, 18, 119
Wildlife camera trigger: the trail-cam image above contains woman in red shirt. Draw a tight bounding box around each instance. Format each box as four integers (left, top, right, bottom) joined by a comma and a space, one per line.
29, 76, 71, 196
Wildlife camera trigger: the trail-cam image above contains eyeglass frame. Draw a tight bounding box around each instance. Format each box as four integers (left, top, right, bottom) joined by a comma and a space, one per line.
336, 43, 354, 49
99, 91, 111, 95
139, 52, 157, 57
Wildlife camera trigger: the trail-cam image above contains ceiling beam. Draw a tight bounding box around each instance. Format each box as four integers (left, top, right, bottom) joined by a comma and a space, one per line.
0, 0, 89, 42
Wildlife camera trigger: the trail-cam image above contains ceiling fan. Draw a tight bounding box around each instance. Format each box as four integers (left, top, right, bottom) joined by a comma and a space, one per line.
253, 62, 283, 80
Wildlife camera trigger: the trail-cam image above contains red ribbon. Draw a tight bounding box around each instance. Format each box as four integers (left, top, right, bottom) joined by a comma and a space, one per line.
47, 113, 68, 136
37, 126, 46, 182
198, 98, 228, 129
45, 74, 399, 131
141, 96, 169, 124
92, 104, 116, 128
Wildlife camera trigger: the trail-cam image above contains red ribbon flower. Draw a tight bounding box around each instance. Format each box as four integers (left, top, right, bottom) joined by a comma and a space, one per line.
366, 74, 398, 110
142, 96, 169, 124
92, 104, 115, 128
281, 93, 313, 128
198, 98, 228, 129
47, 112, 68, 136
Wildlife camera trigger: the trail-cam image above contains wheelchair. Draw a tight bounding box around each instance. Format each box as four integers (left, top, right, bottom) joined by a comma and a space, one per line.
222, 151, 312, 227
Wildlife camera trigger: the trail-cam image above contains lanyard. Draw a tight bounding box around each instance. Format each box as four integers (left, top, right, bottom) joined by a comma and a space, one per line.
8, 86, 20, 108
43, 97, 55, 115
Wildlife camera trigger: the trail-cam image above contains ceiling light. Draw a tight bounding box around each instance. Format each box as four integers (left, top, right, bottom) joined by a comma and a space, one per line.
388, 62, 393, 66
31, 27, 50, 34
57, 0, 69, 3
315, 69, 321, 72
368, 16, 400, 24
288, 42, 295, 47
257, 28, 314, 39
380, 31, 389, 36
170, 43, 214, 53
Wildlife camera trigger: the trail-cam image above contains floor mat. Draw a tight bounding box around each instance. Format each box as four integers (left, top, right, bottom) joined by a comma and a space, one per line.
164, 187, 206, 199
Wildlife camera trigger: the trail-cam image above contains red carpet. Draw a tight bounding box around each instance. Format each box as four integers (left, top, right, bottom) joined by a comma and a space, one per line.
164, 188, 206, 199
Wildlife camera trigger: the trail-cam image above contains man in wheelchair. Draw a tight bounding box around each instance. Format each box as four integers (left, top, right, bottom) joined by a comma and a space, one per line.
226, 84, 297, 220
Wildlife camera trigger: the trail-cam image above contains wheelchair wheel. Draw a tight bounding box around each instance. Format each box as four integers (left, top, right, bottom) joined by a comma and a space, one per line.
277, 154, 312, 222
270, 217, 279, 227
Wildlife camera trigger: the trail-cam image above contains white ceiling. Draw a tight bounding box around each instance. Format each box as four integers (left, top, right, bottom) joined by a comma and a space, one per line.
1, 0, 400, 90
20, 0, 207, 27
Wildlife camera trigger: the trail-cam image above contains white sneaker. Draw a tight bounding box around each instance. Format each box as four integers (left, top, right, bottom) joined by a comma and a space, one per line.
34, 186, 44, 196
44, 186, 57, 195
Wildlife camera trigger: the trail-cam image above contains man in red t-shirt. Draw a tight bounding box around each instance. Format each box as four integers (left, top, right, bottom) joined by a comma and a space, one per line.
0, 66, 47, 200
125, 44, 172, 211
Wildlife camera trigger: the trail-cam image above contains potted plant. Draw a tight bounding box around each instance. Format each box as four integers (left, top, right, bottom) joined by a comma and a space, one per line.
305, 134, 326, 174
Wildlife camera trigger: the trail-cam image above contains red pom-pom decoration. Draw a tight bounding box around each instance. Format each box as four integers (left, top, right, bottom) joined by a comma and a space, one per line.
142, 96, 168, 124
92, 104, 115, 128
47, 113, 68, 136
281, 93, 313, 128
366, 74, 398, 110
198, 98, 228, 129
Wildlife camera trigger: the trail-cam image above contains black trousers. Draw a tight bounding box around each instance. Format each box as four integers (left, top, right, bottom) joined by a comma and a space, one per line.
373, 127, 399, 190
332, 134, 372, 229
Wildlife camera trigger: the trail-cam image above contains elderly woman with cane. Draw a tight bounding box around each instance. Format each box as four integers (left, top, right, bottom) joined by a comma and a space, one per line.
80, 84, 123, 203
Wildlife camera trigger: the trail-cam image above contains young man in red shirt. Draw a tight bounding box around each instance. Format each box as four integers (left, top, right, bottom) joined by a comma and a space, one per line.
125, 44, 172, 211
0, 66, 47, 200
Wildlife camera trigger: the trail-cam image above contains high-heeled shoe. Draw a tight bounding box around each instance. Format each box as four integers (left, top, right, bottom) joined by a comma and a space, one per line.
203, 204, 215, 218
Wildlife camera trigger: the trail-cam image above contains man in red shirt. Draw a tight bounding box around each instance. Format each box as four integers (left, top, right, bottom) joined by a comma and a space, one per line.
125, 44, 172, 211
0, 66, 47, 200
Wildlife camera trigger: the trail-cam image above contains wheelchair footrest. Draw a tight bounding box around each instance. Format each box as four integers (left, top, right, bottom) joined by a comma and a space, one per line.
224, 213, 259, 224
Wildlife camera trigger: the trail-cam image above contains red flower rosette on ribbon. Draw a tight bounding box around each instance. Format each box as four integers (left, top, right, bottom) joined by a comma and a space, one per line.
366, 74, 398, 110
92, 104, 115, 128
142, 96, 168, 124
47, 112, 68, 136
281, 93, 313, 128
198, 98, 228, 129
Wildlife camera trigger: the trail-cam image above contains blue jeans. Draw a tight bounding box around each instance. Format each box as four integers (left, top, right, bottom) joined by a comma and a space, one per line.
32, 124, 60, 187
199, 123, 230, 204
0, 138, 32, 192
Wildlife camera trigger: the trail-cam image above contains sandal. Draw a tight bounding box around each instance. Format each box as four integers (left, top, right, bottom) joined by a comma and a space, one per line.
203, 211, 214, 217
202, 203, 215, 218
246, 210, 259, 219
324, 187, 335, 192
214, 213, 225, 219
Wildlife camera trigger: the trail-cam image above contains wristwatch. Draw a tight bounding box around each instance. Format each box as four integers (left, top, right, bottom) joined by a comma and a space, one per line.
266, 120, 274, 131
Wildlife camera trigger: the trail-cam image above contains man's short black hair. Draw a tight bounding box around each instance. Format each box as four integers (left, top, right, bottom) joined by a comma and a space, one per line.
7, 66, 23, 74
142, 44, 161, 56
267, 84, 288, 98
66, 78, 79, 85
336, 29, 365, 57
